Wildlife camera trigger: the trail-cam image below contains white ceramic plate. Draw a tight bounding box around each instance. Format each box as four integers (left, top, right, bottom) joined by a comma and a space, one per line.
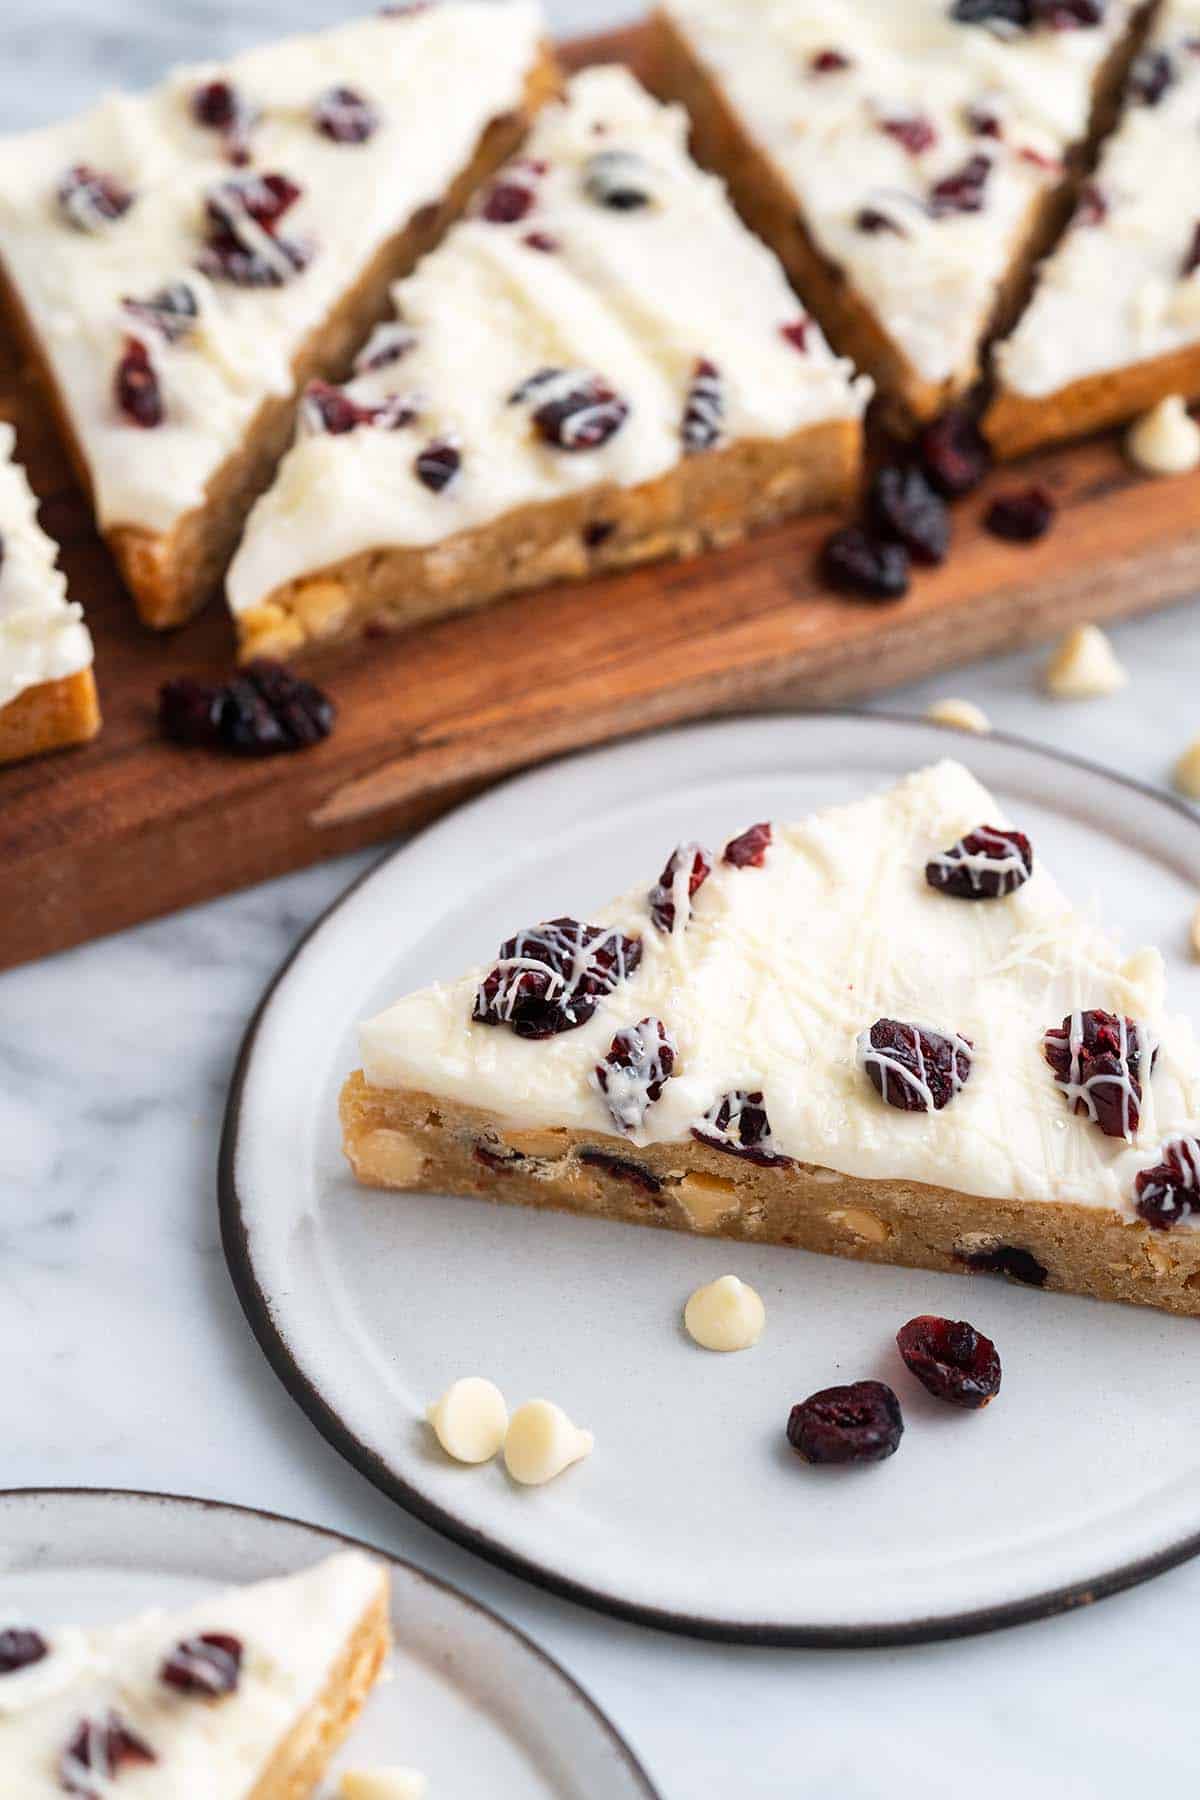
222, 713, 1200, 1644
0, 1489, 657, 1797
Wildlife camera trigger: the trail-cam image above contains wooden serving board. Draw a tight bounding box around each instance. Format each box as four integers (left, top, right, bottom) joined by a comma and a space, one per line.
3, 20, 1200, 974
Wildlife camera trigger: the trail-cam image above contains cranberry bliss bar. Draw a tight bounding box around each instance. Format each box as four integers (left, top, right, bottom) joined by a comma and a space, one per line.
225, 66, 870, 661
0, 423, 99, 766
988, 0, 1200, 456
0, 1552, 390, 1796
341, 761, 1200, 1316
650, 0, 1148, 424
0, 4, 557, 628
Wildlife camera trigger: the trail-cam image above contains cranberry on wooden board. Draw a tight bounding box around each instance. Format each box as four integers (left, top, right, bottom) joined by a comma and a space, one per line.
473, 920, 643, 1039
159, 661, 335, 757
787, 1381, 904, 1465
896, 1315, 1002, 1408
984, 485, 1056, 542
821, 527, 910, 600
917, 406, 991, 499
867, 465, 950, 565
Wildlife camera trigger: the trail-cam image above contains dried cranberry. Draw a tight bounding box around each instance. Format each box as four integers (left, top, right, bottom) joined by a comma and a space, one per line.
649, 842, 712, 932
1033, 0, 1104, 24
1135, 1137, 1200, 1230
160, 1633, 242, 1697
191, 80, 256, 162
114, 339, 163, 429
984, 484, 1056, 542
122, 281, 199, 342
57, 164, 133, 231
1018, 144, 1061, 174
810, 48, 852, 72
925, 825, 1033, 899
780, 318, 811, 353
821, 526, 910, 600
917, 405, 991, 499
475, 1142, 524, 1173
1044, 1010, 1157, 1139
524, 230, 559, 252
159, 661, 335, 757
724, 821, 772, 868
415, 439, 461, 492
474, 919, 642, 1039
1074, 182, 1107, 226
867, 465, 950, 565
1129, 48, 1174, 105
1183, 222, 1200, 278
951, 0, 1031, 22
510, 369, 628, 451
682, 358, 723, 454
583, 150, 653, 210
860, 1018, 973, 1112
314, 85, 379, 144
595, 1017, 677, 1132
896, 1315, 1001, 1409
481, 158, 544, 222
787, 1381, 904, 1465
856, 207, 904, 235
0, 1628, 47, 1674
60, 1713, 156, 1792
301, 380, 415, 434
197, 173, 311, 286
578, 1148, 663, 1195
959, 1243, 1048, 1287
354, 321, 416, 372
967, 105, 1002, 138
693, 1091, 791, 1167
882, 114, 937, 156
583, 520, 615, 548
929, 153, 992, 216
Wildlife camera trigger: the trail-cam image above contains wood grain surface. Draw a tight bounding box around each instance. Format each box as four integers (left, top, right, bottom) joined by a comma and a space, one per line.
2, 22, 1197, 973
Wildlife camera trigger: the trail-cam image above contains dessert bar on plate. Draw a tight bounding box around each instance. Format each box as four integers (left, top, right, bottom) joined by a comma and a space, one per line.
988, 0, 1200, 456
341, 760, 1200, 1316
650, 0, 1147, 424
0, 422, 99, 767
0, 3, 556, 629
226, 65, 870, 661
0, 1551, 390, 1795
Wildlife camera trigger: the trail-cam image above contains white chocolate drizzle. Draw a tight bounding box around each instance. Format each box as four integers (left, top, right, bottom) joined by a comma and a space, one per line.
856, 1022, 972, 1112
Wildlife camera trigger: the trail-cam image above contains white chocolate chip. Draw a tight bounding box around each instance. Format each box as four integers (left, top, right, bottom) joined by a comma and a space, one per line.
1174, 737, 1200, 800
683, 1274, 766, 1352
1043, 624, 1127, 700
924, 697, 991, 735
827, 1206, 891, 1244
425, 1377, 508, 1465
340, 1772, 428, 1800
503, 1400, 593, 1486
1125, 396, 1200, 476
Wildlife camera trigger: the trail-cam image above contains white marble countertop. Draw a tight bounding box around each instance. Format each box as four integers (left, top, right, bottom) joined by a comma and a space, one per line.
4, 3, 1200, 1794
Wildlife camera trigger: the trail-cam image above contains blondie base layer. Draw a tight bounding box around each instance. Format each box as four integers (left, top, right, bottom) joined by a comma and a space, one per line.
650, 0, 1148, 426
0, 1552, 390, 1796
988, 0, 1200, 458
341, 762, 1200, 1317
226, 65, 868, 661
0, 5, 556, 629
0, 421, 98, 765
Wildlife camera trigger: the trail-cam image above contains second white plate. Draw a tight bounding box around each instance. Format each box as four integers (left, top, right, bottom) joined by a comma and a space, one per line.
222, 714, 1200, 1643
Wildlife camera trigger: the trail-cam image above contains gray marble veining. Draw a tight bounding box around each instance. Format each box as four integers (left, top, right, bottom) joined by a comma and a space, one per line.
3, 2, 1200, 1794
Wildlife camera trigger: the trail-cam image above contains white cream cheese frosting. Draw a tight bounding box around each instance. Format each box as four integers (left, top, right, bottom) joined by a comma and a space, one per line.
225, 64, 869, 617
661, 0, 1140, 390
0, 1551, 385, 1796
0, 422, 93, 712
0, 3, 545, 537
359, 761, 1200, 1220
995, 1, 1200, 399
